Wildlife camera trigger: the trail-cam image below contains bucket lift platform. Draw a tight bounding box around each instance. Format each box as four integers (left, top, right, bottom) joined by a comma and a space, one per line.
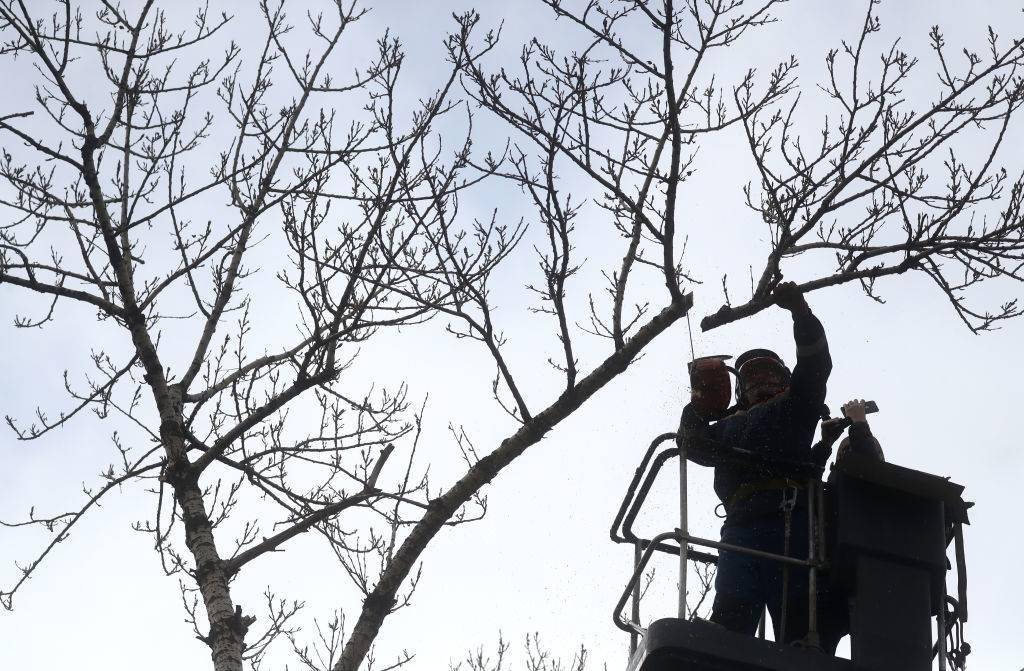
612, 434, 970, 671
628, 618, 854, 671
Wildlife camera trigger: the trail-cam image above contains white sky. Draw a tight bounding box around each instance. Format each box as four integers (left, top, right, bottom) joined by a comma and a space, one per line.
2, 1, 1023, 670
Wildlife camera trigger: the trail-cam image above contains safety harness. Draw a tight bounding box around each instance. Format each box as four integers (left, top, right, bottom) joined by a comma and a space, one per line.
725, 477, 802, 512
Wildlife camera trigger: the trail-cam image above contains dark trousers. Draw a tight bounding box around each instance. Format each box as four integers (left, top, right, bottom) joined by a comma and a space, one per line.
816, 583, 850, 655
710, 508, 810, 644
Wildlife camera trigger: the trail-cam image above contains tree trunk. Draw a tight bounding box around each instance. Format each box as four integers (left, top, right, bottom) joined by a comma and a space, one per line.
80, 131, 248, 671
177, 479, 245, 671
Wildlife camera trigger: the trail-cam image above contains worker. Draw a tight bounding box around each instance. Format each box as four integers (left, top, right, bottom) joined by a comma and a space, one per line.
812, 399, 885, 467
815, 398, 885, 655
678, 281, 831, 644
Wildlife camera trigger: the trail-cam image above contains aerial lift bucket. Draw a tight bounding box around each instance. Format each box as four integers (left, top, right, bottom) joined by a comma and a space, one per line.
611, 436, 970, 671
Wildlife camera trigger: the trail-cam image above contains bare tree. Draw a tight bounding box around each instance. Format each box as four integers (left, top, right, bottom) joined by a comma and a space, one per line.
3, 1, 1024, 671
0, 1, 691, 670
0, 2, 508, 670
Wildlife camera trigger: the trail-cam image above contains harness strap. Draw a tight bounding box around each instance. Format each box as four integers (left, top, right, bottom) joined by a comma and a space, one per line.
726, 477, 802, 512
778, 484, 798, 643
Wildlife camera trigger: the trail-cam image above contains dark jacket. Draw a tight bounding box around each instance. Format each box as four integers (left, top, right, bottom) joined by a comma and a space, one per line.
678, 309, 832, 522
810, 416, 885, 468
835, 422, 884, 462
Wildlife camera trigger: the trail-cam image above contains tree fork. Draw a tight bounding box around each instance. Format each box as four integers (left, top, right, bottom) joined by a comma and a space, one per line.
83, 124, 248, 669
78, 97, 252, 670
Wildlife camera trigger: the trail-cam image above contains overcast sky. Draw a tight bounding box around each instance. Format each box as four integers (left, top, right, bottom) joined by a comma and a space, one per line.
2, 1, 1023, 670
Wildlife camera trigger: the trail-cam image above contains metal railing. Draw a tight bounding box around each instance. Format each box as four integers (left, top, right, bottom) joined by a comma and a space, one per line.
610, 432, 828, 652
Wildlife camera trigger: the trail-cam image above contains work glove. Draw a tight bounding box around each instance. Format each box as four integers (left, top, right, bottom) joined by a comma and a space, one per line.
820, 417, 846, 447
773, 281, 810, 314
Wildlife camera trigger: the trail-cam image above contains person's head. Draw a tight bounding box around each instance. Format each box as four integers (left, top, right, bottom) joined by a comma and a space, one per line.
735, 348, 791, 408
837, 435, 885, 463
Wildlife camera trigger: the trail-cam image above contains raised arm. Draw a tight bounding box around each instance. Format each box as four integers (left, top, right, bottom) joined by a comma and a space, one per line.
775, 282, 832, 412
838, 399, 886, 462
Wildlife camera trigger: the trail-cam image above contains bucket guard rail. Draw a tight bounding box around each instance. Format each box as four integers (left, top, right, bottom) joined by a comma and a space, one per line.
610, 433, 824, 567
612, 431, 829, 653
610, 433, 718, 565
